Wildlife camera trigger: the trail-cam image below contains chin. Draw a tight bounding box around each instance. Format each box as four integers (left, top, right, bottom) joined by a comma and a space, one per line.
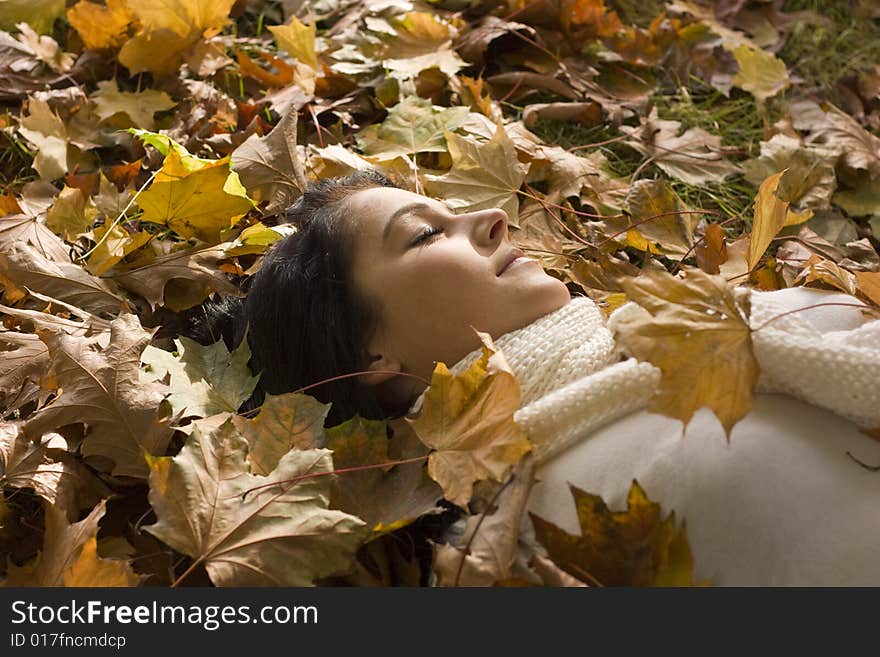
523, 276, 571, 318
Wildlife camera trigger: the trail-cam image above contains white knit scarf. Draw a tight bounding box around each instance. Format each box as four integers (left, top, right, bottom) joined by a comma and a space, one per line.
408, 289, 880, 464
409, 295, 661, 463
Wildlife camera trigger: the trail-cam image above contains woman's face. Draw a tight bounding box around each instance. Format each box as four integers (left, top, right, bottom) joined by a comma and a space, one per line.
348, 186, 571, 394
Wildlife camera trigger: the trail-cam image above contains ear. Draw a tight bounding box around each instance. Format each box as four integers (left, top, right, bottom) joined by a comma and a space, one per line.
363, 353, 402, 387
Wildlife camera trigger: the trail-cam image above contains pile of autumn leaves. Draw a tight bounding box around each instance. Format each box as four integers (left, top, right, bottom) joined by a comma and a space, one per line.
1, 0, 880, 587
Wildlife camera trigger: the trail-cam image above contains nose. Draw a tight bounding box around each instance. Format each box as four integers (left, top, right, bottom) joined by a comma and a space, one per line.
467, 207, 508, 246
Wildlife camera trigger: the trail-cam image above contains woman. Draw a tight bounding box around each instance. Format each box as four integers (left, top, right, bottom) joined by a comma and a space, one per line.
190, 171, 880, 586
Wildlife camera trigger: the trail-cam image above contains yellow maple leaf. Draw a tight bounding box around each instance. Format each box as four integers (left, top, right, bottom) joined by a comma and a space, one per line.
85, 222, 151, 276
118, 0, 236, 76
135, 148, 254, 242
407, 330, 531, 507
67, 0, 135, 51
268, 16, 318, 70
614, 268, 758, 439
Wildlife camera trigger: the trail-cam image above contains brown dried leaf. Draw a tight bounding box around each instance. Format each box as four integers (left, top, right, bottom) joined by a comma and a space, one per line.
407, 331, 531, 507
855, 271, 880, 308
110, 242, 243, 311
620, 108, 740, 185
423, 124, 529, 227
0, 241, 127, 314
614, 268, 757, 438
233, 392, 331, 476
3, 500, 139, 586
0, 330, 49, 412
325, 415, 442, 537
231, 107, 307, 215
791, 99, 880, 178
433, 453, 536, 586
145, 418, 368, 586
695, 223, 727, 275
625, 179, 696, 257
748, 170, 813, 271
793, 254, 858, 296
23, 314, 175, 479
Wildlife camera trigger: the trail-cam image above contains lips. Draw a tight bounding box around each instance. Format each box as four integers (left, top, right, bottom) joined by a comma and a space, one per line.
497, 248, 526, 276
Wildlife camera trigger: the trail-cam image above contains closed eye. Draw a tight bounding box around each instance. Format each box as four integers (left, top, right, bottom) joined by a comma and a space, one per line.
411, 225, 444, 247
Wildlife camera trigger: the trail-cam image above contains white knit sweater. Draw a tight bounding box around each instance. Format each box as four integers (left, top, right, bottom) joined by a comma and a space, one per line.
417, 286, 880, 585
413, 287, 880, 465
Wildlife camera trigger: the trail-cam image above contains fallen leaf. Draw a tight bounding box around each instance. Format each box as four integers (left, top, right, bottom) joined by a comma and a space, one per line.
0, 241, 127, 314
91, 79, 176, 130
0, 0, 65, 34
620, 108, 741, 185
45, 185, 97, 241
748, 170, 813, 271
0, 212, 70, 263
695, 223, 728, 275
23, 314, 176, 479
625, 179, 696, 257
222, 222, 295, 257
0, 421, 69, 503
614, 268, 757, 439
742, 134, 837, 209
325, 414, 442, 536
530, 479, 694, 586
377, 11, 466, 79
224, 393, 329, 475
730, 44, 789, 102
66, 0, 135, 51
145, 417, 368, 586
109, 242, 243, 311
793, 254, 858, 296
424, 124, 529, 227
433, 453, 536, 586
140, 334, 260, 419
231, 107, 306, 216
527, 145, 604, 200
0, 330, 50, 413
13, 23, 73, 72
136, 148, 254, 243
855, 271, 880, 307
84, 222, 151, 277
0, 290, 112, 338
17, 96, 69, 180
268, 15, 318, 69
356, 96, 468, 160
3, 500, 139, 586
833, 172, 880, 217
791, 99, 880, 179
407, 330, 531, 507
118, 0, 237, 76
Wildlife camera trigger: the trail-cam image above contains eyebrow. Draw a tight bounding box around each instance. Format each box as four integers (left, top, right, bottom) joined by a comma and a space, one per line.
382, 202, 431, 244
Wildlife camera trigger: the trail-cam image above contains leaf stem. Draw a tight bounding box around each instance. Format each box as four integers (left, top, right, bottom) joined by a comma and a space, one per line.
453, 468, 518, 586
76, 168, 158, 264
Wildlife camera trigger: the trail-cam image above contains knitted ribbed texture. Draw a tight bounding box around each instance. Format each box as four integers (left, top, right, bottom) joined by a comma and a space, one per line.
746, 288, 880, 428
408, 287, 880, 465
408, 296, 662, 462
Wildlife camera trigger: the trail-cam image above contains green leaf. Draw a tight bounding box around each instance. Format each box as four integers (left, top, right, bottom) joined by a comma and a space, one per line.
141, 332, 260, 419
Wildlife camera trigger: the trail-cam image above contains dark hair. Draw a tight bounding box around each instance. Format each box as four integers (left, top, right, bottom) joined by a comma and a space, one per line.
184, 170, 397, 427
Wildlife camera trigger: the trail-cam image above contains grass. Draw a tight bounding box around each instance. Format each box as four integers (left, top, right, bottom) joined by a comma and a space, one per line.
780, 0, 880, 103
528, 74, 768, 225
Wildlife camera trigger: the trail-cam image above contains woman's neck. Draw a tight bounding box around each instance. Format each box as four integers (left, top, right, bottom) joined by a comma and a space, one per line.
407, 295, 620, 414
